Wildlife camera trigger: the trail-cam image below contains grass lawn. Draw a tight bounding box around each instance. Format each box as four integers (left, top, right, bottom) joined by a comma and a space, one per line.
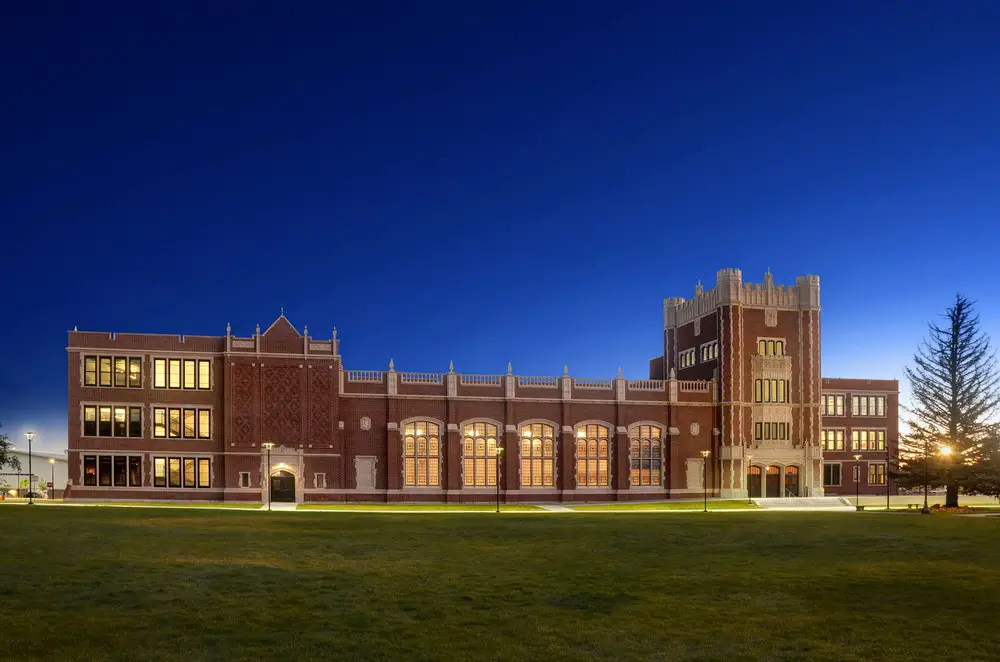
1, 510, 999, 660
297, 503, 542, 511
4, 501, 263, 509
570, 499, 756, 511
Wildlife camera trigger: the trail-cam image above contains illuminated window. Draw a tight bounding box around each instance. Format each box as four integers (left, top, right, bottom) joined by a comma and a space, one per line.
520, 423, 555, 487
823, 462, 841, 486
183, 360, 196, 389
199, 410, 211, 438
700, 341, 719, 362
851, 395, 886, 417
99, 358, 112, 386
575, 424, 610, 487
154, 359, 166, 388
83, 406, 97, 436
199, 459, 210, 487
183, 458, 197, 487
114, 358, 127, 387
113, 407, 127, 437
822, 429, 844, 451
629, 424, 662, 487
851, 429, 886, 451
462, 421, 499, 487
84, 357, 97, 386
758, 340, 785, 356
98, 406, 112, 436
822, 394, 844, 416
755, 422, 790, 441
183, 409, 196, 439
868, 463, 886, 485
154, 458, 166, 487
129, 358, 142, 387
168, 360, 181, 389
168, 409, 181, 438
168, 458, 182, 488
198, 360, 211, 389
754, 379, 790, 403
153, 408, 166, 438
84, 456, 97, 486
403, 421, 440, 487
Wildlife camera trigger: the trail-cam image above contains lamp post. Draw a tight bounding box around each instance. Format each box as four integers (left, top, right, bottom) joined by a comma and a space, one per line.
262, 441, 275, 511
852, 453, 864, 509
49, 458, 56, 500
746, 454, 754, 505
24, 432, 36, 505
885, 449, 891, 511
700, 450, 711, 512
495, 446, 504, 513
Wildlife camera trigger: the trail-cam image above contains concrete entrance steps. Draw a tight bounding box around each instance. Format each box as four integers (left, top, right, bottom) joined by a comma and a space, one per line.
754, 496, 853, 511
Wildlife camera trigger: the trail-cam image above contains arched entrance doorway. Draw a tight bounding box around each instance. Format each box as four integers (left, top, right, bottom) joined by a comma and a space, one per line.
270, 470, 296, 503
747, 466, 762, 498
765, 465, 781, 498
785, 466, 800, 497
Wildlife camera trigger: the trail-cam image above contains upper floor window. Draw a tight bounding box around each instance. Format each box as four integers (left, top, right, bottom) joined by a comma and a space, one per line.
83, 405, 143, 438
629, 424, 662, 487
852, 395, 886, 417
575, 424, 610, 487
84, 356, 142, 388
852, 429, 885, 451
822, 429, 845, 451
754, 379, 789, 403
462, 422, 499, 487
403, 421, 440, 487
755, 422, 789, 441
679, 348, 696, 369
153, 358, 212, 390
822, 394, 844, 416
700, 341, 719, 362
757, 339, 785, 357
152, 407, 212, 439
521, 423, 555, 487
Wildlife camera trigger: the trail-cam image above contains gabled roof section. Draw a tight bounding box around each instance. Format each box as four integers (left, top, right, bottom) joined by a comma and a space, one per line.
262, 313, 301, 339
260, 313, 305, 354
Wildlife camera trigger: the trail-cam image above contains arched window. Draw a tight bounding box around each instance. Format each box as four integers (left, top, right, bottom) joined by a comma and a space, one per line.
520, 422, 555, 487
629, 424, 663, 487
463, 421, 499, 487
576, 423, 610, 487
403, 421, 440, 487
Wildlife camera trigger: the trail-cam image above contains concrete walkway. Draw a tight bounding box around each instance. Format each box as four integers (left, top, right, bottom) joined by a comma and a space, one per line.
536, 504, 575, 512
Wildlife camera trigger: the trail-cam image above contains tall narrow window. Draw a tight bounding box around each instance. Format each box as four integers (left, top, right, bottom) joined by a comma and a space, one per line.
869, 463, 886, 485
403, 421, 440, 487
775, 341, 784, 356
462, 422, 498, 487
198, 459, 210, 487
154, 359, 166, 388
98, 406, 112, 437
168, 458, 182, 487
99, 358, 112, 387
84, 456, 97, 486
154, 458, 166, 487
129, 456, 142, 487
83, 406, 97, 436
98, 456, 112, 486
84, 356, 97, 386
777, 380, 786, 403
520, 423, 556, 487
576, 424, 610, 487
129, 358, 142, 387
168, 408, 181, 438
183, 360, 196, 389
129, 407, 142, 437
114, 456, 128, 486
153, 408, 166, 438
823, 463, 841, 486
113, 406, 127, 437
114, 357, 127, 387
168, 359, 181, 389
629, 425, 662, 487
755, 379, 762, 402
183, 409, 196, 438
198, 360, 211, 389
183, 458, 196, 487
758, 340, 766, 355
198, 410, 211, 439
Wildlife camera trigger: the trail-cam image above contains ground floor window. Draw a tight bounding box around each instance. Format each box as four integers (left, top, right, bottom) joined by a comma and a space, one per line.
315, 472, 326, 489
823, 463, 841, 486
629, 425, 663, 487
868, 463, 886, 485
239, 472, 251, 488
462, 422, 499, 487
403, 421, 441, 487
575, 424, 610, 487
83, 455, 143, 487
520, 423, 556, 487
152, 456, 212, 488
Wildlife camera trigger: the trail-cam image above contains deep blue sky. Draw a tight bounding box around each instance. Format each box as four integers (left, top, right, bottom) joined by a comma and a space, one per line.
3, 1, 1000, 451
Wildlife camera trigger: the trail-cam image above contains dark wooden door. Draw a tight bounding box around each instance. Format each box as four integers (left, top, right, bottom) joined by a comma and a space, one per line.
748, 466, 762, 498
785, 467, 799, 497
270, 471, 295, 503
765, 466, 781, 498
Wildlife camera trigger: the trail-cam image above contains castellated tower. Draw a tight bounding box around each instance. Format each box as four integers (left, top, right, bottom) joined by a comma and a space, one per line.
655, 268, 822, 498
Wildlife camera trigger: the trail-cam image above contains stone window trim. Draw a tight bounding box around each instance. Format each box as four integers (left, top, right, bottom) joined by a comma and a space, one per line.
573, 420, 614, 489
851, 427, 888, 452
80, 453, 145, 487
823, 461, 843, 486
314, 472, 327, 489
699, 340, 719, 363
627, 421, 665, 489
238, 472, 251, 488
81, 354, 144, 389
459, 418, 504, 489
399, 416, 445, 489
517, 418, 559, 489
867, 461, 887, 486
821, 427, 847, 451
821, 393, 846, 416
151, 405, 214, 440
149, 354, 215, 391
756, 337, 786, 357
80, 402, 145, 439
850, 394, 887, 417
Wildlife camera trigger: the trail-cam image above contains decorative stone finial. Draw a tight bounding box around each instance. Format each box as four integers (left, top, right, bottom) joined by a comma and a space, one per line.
507, 362, 512, 375
695, 280, 704, 296
303, 325, 309, 337
764, 267, 774, 289
280, 306, 284, 315
226, 322, 231, 335
563, 364, 569, 377
73, 325, 78, 332
388, 358, 395, 371
256, 323, 261, 335
332, 327, 337, 340
669, 367, 677, 380
449, 360, 455, 373
617, 366, 623, 379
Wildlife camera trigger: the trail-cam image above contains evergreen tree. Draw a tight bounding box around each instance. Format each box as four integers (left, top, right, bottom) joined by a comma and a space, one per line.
0, 421, 20, 474
894, 296, 1000, 507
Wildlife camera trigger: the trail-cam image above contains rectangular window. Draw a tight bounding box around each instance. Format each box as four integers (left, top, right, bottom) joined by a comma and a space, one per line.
168, 458, 182, 488
129, 358, 142, 387
83, 406, 97, 436
98, 406, 112, 437
198, 459, 210, 488
84, 456, 97, 486
113, 456, 127, 486
869, 463, 886, 485
184, 458, 196, 487
823, 463, 841, 486
198, 360, 211, 389
114, 357, 127, 387
183, 409, 196, 439
153, 408, 166, 438
239, 472, 251, 488
84, 356, 97, 386
822, 429, 845, 451
113, 406, 127, 437
98, 456, 112, 487
168, 409, 181, 438
154, 359, 166, 388
99, 358, 112, 386
154, 458, 166, 487
777, 380, 786, 403
129, 407, 142, 437
198, 410, 211, 439
316, 472, 326, 489
755, 379, 762, 402
129, 456, 142, 487
183, 360, 196, 389
168, 359, 181, 389
822, 394, 845, 416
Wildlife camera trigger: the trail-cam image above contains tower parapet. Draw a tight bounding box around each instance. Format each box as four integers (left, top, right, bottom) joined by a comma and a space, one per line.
716, 268, 743, 305
663, 296, 685, 328
796, 274, 821, 309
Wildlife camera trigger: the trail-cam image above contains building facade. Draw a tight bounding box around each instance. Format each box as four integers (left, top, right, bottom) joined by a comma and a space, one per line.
65, 268, 898, 503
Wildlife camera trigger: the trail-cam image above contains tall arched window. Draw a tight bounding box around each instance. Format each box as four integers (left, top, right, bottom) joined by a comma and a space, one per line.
520, 422, 555, 487
463, 421, 499, 487
403, 421, 440, 487
629, 424, 663, 487
576, 423, 610, 487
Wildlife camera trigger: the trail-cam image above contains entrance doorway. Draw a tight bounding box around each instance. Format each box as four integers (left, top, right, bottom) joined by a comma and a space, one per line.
270, 470, 296, 503
747, 466, 762, 498
765, 465, 781, 498
785, 466, 800, 497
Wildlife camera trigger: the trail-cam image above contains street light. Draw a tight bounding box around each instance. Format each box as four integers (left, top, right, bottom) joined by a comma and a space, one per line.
853, 453, 862, 509
49, 458, 56, 500
700, 450, 711, 512
262, 441, 275, 511
495, 446, 504, 513
24, 432, 36, 505
746, 454, 754, 505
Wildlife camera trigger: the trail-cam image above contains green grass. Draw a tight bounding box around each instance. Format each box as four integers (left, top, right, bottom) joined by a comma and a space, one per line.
39, 501, 264, 509
1, 509, 999, 660
297, 503, 542, 511
570, 499, 757, 511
